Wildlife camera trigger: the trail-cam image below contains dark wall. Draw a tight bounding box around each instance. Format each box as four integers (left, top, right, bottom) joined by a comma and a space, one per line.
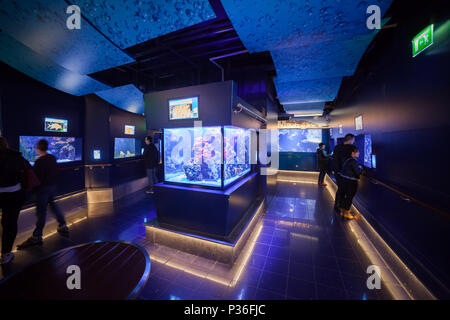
0, 62, 85, 197
84, 94, 147, 188
145, 81, 234, 130
330, 1, 450, 298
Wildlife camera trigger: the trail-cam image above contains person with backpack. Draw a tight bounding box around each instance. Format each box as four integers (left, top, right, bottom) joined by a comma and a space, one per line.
331, 133, 355, 212
17, 139, 68, 249
0, 137, 27, 264
339, 145, 363, 220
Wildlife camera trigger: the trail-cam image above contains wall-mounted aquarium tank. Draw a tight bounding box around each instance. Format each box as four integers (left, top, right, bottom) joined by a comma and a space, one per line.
163, 126, 252, 188
114, 137, 140, 159
278, 128, 322, 153
19, 136, 82, 165
224, 126, 251, 187
355, 134, 373, 168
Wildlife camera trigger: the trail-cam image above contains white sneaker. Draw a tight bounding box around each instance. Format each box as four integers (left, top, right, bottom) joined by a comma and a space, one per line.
0, 252, 14, 265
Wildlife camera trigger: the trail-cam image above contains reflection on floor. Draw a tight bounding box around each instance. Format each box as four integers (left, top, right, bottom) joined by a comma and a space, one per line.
1, 181, 393, 300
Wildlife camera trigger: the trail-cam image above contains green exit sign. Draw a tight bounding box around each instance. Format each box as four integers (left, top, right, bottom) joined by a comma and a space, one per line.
412, 24, 434, 57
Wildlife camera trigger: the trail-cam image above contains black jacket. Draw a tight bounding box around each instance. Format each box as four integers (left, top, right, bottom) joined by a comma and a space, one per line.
340, 157, 363, 181
316, 148, 329, 170
0, 149, 27, 188
332, 143, 355, 173
143, 144, 159, 169
34, 154, 59, 186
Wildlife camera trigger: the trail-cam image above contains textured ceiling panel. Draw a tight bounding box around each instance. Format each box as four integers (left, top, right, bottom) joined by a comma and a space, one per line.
221, 0, 392, 52
95, 84, 144, 114
77, 0, 216, 49
274, 77, 342, 104
0, 32, 110, 96
222, 0, 393, 105
272, 33, 376, 82
0, 0, 134, 74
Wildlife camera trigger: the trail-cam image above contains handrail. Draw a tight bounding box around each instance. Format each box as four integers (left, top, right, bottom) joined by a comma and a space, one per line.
84, 163, 113, 168
367, 176, 450, 220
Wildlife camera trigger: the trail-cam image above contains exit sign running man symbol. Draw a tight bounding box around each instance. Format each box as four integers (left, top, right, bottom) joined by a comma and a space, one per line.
412, 24, 434, 57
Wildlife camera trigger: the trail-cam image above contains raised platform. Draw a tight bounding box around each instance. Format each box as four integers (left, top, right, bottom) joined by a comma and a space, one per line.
87, 177, 147, 203
153, 172, 262, 241
0, 241, 151, 299
145, 200, 265, 265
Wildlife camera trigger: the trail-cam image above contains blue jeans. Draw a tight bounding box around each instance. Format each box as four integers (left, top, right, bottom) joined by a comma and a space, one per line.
146, 168, 157, 189
32, 185, 66, 238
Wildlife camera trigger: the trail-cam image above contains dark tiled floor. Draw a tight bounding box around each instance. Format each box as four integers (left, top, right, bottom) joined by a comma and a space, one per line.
1, 181, 393, 300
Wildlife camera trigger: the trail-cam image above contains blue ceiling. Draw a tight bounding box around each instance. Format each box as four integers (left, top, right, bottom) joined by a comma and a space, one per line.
0, 32, 110, 96
221, 0, 393, 108
0, 0, 215, 112
76, 0, 216, 49
0, 0, 133, 75
95, 84, 144, 114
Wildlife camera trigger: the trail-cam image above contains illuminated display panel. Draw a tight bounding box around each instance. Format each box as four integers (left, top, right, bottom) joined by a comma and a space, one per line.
169, 97, 199, 120
355, 115, 363, 131
44, 118, 68, 133
114, 137, 139, 159
20, 136, 82, 165
124, 125, 135, 135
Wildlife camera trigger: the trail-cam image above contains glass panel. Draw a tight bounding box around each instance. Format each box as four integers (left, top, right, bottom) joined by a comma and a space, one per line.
224, 126, 251, 187
278, 129, 322, 152
164, 127, 222, 187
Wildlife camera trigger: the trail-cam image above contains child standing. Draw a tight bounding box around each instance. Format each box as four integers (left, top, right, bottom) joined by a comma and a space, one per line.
339, 146, 363, 220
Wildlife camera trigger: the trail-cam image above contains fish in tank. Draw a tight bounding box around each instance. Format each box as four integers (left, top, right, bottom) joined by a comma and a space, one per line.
278, 129, 322, 152
164, 127, 222, 187
19, 136, 82, 164
114, 137, 137, 159
224, 126, 251, 186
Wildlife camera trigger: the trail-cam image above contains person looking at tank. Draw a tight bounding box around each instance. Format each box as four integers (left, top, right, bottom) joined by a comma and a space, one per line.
0, 137, 28, 264
317, 142, 331, 187
143, 136, 159, 195
339, 145, 363, 220
332, 133, 355, 212
18, 139, 68, 249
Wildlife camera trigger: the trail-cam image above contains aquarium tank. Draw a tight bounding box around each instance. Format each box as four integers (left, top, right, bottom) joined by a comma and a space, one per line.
224, 126, 251, 187
355, 134, 372, 168
278, 129, 322, 152
114, 137, 138, 159
19, 136, 82, 164
164, 126, 222, 187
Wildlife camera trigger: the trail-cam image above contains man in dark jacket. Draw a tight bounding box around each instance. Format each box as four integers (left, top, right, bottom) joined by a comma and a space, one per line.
339, 145, 363, 219
143, 136, 159, 194
0, 137, 26, 264
18, 139, 68, 249
316, 143, 331, 186
332, 133, 355, 212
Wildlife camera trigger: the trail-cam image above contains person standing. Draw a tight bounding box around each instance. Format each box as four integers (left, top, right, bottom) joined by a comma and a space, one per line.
143, 136, 159, 195
339, 146, 363, 219
0, 137, 27, 264
317, 142, 331, 186
18, 139, 68, 249
332, 133, 355, 212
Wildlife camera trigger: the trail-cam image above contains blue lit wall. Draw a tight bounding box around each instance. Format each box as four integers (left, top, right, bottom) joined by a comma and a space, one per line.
274, 78, 342, 103
77, 0, 216, 49
95, 84, 144, 114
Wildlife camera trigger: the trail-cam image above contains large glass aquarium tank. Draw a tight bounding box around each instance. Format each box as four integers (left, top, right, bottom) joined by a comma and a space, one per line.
224, 126, 251, 187
164, 126, 251, 188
